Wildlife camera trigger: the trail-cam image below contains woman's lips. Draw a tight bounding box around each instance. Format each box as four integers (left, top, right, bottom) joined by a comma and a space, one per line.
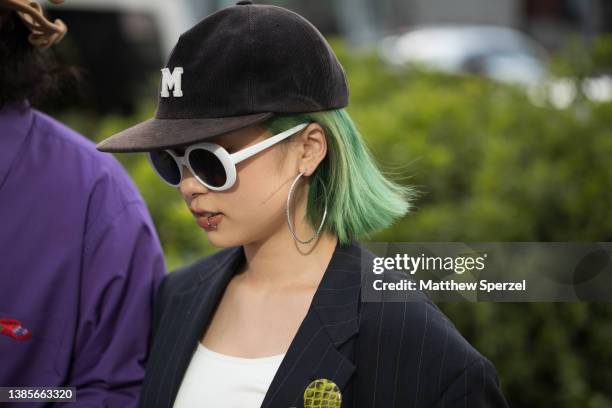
196, 213, 224, 230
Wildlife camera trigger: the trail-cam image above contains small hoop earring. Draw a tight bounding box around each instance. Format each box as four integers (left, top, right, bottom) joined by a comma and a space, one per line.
286, 172, 328, 245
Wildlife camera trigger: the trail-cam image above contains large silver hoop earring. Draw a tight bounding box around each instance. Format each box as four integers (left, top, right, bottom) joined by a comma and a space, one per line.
286, 172, 328, 245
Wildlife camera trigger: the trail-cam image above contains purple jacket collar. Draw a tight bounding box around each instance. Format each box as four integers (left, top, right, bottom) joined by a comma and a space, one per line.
0, 101, 34, 191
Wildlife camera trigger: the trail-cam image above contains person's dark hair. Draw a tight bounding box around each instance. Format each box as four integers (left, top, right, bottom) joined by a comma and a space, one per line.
0, 10, 73, 109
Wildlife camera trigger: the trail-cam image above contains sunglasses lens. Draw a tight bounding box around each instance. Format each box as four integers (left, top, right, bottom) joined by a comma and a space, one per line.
150, 151, 181, 185
189, 149, 228, 188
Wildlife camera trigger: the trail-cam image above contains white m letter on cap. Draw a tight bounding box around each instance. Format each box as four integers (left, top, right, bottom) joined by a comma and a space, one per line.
160, 67, 184, 97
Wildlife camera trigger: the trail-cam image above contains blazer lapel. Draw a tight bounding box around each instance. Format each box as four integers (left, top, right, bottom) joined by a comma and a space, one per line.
156, 246, 246, 407
261, 239, 364, 408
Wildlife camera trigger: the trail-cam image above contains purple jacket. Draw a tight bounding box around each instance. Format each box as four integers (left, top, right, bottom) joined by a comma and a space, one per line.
0, 102, 166, 407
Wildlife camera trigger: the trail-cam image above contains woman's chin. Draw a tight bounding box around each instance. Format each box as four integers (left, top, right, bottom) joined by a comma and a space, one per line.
205, 230, 243, 249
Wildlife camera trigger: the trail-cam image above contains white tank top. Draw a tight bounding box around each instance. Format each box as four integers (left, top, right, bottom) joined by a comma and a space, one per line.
173, 342, 286, 408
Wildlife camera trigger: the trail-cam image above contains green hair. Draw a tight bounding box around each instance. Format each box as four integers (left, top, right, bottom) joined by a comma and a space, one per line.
260, 108, 418, 245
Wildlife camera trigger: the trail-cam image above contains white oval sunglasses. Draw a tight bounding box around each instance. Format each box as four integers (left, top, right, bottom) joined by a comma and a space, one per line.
148, 122, 310, 191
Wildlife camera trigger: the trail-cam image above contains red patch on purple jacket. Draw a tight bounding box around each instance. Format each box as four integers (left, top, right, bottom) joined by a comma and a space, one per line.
0, 318, 32, 340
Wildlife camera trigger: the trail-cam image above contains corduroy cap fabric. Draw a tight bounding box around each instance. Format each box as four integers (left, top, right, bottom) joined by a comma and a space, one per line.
96, 0, 349, 153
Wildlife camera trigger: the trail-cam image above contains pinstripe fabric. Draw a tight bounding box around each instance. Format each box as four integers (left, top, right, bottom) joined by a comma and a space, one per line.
139, 240, 509, 407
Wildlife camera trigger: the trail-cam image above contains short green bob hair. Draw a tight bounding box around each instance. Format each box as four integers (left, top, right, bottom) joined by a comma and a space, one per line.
260, 108, 417, 245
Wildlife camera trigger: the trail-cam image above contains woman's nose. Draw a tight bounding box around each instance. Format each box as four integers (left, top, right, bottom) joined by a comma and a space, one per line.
179, 166, 209, 198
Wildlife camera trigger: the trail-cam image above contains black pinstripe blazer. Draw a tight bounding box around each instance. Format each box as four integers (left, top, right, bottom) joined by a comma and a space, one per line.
139, 240, 509, 407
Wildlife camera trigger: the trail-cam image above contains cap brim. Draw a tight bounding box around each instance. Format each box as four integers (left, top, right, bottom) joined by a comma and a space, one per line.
96, 112, 275, 153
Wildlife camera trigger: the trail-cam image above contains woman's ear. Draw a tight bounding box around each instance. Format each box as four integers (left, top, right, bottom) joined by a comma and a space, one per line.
298, 123, 327, 177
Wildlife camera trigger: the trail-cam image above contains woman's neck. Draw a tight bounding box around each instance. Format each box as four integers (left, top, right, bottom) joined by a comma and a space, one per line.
239, 231, 338, 291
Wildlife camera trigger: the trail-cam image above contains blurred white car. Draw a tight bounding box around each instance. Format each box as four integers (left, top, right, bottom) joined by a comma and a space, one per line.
379, 24, 612, 107
379, 24, 549, 86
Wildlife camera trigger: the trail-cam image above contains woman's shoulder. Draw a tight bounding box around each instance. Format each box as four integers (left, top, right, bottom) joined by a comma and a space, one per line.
356, 271, 506, 404
359, 269, 489, 366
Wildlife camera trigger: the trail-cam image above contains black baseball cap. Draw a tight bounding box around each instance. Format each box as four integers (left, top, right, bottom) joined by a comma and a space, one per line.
96, 0, 349, 153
